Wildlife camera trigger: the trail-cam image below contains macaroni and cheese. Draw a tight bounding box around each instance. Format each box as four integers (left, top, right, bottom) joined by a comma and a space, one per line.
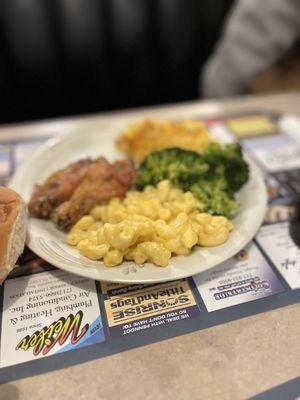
67, 180, 233, 267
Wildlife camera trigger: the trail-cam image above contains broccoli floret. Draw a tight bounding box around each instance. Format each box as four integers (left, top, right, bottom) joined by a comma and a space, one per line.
202, 143, 249, 194
137, 148, 209, 189
137, 144, 249, 217
190, 179, 239, 216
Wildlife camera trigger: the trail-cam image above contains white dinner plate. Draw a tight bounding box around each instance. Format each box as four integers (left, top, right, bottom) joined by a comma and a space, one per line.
10, 123, 267, 283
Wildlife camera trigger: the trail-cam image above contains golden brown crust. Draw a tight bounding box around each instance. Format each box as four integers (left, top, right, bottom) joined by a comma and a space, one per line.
116, 119, 212, 162
0, 187, 22, 267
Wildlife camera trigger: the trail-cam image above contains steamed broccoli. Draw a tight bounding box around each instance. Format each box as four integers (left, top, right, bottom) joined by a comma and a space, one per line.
137, 143, 249, 217
201, 142, 249, 194
136, 147, 209, 189
189, 179, 239, 217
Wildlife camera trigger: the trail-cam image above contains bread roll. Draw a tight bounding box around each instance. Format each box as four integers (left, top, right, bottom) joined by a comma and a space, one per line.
0, 187, 26, 283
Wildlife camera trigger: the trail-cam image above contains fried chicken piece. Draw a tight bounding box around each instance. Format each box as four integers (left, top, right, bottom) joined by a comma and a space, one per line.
53, 158, 136, 230
28, 159, 92, 218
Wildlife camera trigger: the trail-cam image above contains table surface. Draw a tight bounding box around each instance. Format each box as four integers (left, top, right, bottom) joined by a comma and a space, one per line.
1, 92, 300, 400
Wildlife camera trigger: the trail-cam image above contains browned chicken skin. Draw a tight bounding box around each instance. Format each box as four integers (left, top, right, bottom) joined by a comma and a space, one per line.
52, 157, 136, 230
28, 159, 93, 218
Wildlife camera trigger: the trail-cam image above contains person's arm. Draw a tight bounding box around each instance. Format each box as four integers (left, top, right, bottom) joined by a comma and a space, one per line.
201, 0, 300, 98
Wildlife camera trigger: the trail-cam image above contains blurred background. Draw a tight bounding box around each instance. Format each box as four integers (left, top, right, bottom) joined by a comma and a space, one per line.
0, 0, 299, 124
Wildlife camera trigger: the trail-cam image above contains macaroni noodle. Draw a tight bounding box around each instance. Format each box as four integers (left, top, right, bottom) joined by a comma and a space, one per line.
67, 180, 233, 267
